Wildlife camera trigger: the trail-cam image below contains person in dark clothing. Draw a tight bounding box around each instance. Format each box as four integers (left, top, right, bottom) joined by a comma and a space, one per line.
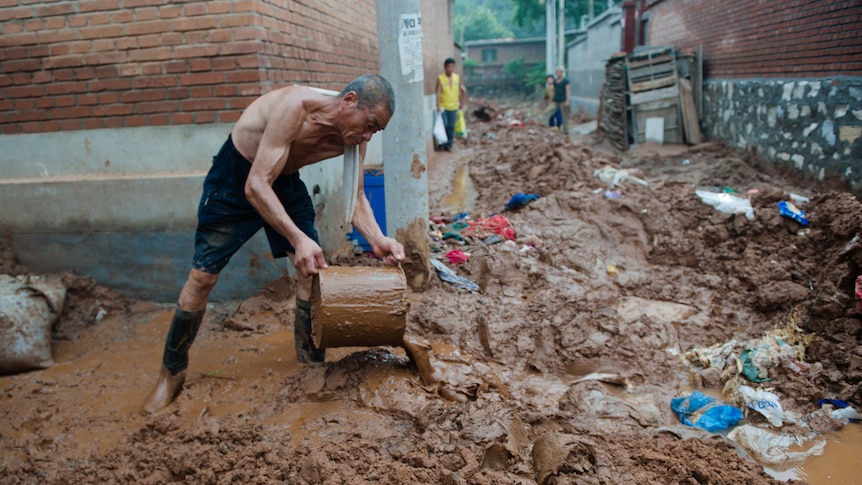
551, 66, 570, 136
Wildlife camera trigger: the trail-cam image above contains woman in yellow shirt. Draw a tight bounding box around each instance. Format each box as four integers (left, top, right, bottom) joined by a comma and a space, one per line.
435, 58, 467, 151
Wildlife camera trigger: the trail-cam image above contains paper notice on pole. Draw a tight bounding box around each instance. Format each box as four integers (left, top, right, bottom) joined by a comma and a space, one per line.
398, 13, 423, 83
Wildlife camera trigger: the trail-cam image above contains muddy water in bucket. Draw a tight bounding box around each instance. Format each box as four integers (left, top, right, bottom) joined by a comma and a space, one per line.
311, 266, 409, 349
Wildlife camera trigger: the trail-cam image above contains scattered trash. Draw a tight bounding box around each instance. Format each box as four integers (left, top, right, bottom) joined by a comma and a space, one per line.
603, 189, 622, 199
681, 159, 690, 165
727, 425, 826, 465
816, 399, 861, 423
466, 215, 516, 241
777, 201, 808, 226
684, 315, 821, 414
430, 259, 480, 293
670, 391, 743, 432
594, 166, 649, 189
504, 192, 540, 211
487, 132, 496, 139
445, 250, 469, 265
482, 234, 503, 246
737, 386, 790, 427
856, 275, 862, 313
508, 119, 523, 127
739, 348, 771, 382
721, 187, 737, 194
606, 265, 619, 276
695, 190, 755, 220
745, 188, 760, 195
788, 193, 810, 205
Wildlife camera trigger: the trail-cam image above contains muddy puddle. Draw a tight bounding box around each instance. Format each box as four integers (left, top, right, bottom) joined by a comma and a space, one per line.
1, 99, 860, 483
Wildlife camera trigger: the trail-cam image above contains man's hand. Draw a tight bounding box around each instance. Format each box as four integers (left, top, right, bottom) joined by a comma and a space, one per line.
373, 237, 405, 266
292, 235, 328, 278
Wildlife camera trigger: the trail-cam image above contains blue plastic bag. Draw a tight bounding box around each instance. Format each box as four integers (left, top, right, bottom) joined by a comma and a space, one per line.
504, 192, 540, 211
778, 201, 808, 226
671, 391, 743, 432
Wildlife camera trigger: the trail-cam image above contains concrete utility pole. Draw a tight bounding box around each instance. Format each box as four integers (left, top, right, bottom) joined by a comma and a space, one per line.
376, 0, 431, 289
546, 0, 556, 73
558, 0, 565, 68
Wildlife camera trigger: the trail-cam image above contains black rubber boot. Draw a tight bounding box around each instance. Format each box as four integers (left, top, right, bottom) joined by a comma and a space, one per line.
162, 308, 206, 375
141, 307, 204, 414
294, 299, 325, 363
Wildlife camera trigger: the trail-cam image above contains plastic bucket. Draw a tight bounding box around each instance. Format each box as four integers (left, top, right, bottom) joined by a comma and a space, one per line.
311, 266, 409, 349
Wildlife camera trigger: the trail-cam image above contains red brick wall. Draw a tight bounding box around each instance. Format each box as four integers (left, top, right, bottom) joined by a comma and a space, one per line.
0, 0, 379, 134
647, 0, 862, 78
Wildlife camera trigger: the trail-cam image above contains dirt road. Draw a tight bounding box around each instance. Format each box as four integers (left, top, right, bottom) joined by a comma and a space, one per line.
1, 101, 860, 484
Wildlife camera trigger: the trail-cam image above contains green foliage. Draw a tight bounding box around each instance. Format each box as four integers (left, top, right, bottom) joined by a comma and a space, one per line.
502, 56, 547, 93
524, 60, 549, 92
463, 58, 479, 76
512, 0, 615, 30
503, 55, 526, 76
454, 6, 514, 42
454, 0, 543, 39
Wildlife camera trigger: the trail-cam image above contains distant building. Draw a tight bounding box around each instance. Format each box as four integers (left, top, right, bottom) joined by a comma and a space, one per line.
463, 37, 545, 95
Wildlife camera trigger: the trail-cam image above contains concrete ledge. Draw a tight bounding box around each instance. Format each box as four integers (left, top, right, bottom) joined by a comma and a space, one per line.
13, 230, 287, 302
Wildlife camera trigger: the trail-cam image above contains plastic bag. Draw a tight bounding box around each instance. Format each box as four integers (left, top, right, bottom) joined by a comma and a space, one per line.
670, 391, 743, 432
454, 110, 466, 138
594, 166, 649, 189
778, 201, 808, 226
504, 192, 540, 211
737, 385, 789, 427
430, 259, 480, 293
727, 425, 825, 465
433, 111, 448, 145
695, 190, 755, 220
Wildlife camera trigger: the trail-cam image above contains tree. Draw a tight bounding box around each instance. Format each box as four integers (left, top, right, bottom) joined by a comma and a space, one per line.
511, 0, 612, 31
454, 6, 514, 42
454, 0, 543, 39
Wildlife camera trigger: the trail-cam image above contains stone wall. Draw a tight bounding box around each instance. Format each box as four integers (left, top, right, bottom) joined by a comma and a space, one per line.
645, 0, 861, 191
702, 77, 862, 192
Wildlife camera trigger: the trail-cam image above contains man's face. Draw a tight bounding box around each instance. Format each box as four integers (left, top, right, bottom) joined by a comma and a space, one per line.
342, 102, 391, 146
556, 68, 563, 78
445, 63, 455, 75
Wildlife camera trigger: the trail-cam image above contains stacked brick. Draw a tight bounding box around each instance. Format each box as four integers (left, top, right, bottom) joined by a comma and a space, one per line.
0, 0, 379, 134
647, 0, 862, 79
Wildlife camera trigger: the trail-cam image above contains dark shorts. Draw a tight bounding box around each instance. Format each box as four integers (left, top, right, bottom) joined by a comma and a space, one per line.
193, 135, 319, 274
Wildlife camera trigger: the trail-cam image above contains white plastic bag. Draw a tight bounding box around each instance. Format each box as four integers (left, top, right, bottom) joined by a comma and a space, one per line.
434, 111, 448, 145
737, 385, 789, 427
727, 425, 825, 465
695, 190, 755, 220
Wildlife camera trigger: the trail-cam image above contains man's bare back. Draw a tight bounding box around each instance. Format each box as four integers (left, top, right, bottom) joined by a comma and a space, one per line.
231, 86, 351, 175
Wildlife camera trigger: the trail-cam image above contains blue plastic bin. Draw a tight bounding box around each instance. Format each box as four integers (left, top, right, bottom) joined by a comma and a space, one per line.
347, 167, 385, 251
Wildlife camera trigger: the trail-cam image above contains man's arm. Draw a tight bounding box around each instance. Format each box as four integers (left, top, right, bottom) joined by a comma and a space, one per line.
459, 82, 467, 110
565, 82, 571, 107
243, 97, 327, 278
350, 142, 405, 265
435, 76, 442, 111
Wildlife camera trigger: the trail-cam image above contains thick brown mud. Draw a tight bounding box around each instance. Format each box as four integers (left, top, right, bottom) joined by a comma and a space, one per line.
1, 99, 860, 484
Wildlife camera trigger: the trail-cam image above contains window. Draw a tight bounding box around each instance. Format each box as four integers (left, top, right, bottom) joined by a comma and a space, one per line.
481, 49, 497, 62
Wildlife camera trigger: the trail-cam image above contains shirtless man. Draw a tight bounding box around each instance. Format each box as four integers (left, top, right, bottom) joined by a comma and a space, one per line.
142, 74, 405, 414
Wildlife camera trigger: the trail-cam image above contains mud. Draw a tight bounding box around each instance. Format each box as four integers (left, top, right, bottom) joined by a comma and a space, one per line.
311, 266, 409, 348
1, 99, 860, 484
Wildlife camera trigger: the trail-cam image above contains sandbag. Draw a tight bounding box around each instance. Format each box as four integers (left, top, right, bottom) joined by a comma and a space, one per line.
0, 274, 66, 375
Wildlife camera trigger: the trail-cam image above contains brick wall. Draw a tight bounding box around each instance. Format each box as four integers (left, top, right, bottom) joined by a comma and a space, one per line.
0, 0, 379, 134
647, 0, 862, 78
